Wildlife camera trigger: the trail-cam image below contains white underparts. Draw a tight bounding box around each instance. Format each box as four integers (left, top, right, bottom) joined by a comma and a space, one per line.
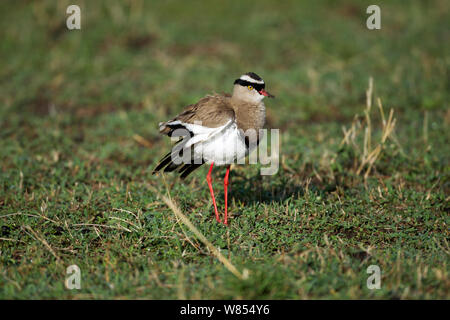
165, 119, 258, 166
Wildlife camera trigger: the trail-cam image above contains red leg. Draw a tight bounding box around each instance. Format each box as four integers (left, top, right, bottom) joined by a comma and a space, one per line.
223, 165, 230, 226
206, 162, 220, 222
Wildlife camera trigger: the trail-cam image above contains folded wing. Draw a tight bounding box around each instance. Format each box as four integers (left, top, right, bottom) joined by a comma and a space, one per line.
153, 95, 235, 179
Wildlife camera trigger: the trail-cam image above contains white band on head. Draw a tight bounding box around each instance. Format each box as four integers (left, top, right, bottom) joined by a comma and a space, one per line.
239, 75, 264, 84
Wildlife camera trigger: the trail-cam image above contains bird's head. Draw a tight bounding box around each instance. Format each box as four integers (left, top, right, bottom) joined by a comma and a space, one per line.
232, 72, 274, 103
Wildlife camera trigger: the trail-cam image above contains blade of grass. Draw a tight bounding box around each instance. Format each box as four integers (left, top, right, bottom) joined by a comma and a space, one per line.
147, 184, 248, 280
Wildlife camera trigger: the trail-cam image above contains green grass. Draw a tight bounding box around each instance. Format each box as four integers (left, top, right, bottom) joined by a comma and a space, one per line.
0, 0, 449, 299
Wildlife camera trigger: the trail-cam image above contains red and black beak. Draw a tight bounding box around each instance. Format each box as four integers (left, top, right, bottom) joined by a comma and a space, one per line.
259, 89, 275, 98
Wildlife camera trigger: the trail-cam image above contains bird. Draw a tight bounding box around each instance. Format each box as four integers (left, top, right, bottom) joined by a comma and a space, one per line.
153, 72, 274, 225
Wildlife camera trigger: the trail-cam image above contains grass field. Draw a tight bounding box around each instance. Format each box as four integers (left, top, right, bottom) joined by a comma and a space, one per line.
0, 0, 449, 299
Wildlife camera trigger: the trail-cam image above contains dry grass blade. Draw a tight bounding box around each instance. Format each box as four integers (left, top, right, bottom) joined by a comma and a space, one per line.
109, 216, 141, 230
23, 225, 62, 266
148, 185, 248, 280
0, 211, 58, 224
0, 237, 25, 243
364, 76, 374, 159
72, 223, 129, 231
340, 77, 399, 178
133, 134, 154, 148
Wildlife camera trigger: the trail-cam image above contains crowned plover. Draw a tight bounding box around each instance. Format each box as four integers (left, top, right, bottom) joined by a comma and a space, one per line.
153, 72, 274, 225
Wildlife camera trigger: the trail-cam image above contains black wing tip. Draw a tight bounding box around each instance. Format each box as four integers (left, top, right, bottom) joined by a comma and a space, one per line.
152, 160, 204, 180
179, 163, 204, 180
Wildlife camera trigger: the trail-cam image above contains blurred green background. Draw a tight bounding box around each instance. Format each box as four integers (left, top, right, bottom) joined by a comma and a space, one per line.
0, 0, 448, 299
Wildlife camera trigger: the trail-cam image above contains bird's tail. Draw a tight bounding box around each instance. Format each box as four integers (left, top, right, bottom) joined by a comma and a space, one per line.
152, 143, 204, 179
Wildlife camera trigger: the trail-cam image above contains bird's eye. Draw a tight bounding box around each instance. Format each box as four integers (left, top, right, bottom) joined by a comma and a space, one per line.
248, 86, 253, 90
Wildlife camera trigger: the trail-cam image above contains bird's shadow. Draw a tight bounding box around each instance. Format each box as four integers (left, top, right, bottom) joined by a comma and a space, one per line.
216, 170, 336, 206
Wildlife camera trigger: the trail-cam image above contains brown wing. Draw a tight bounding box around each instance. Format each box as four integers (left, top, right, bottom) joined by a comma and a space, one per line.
153, 94, 235, 179
159, 94, 235, 135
